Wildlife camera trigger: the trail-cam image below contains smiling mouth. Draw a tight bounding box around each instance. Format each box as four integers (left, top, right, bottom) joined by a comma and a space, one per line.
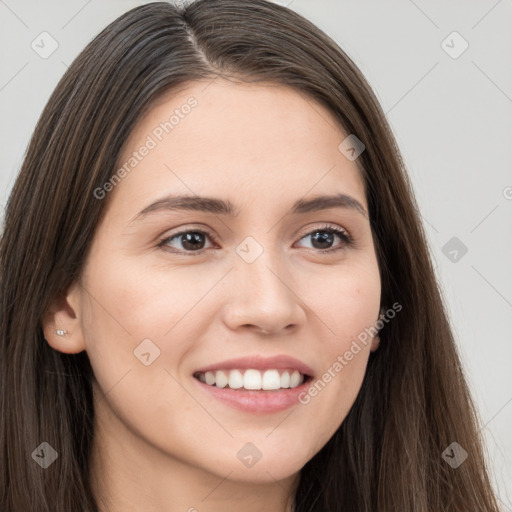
193, 368, 312, 391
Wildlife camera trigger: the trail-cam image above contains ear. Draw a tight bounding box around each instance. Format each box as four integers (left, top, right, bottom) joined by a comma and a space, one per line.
41, 280, 86, 354
369, 307, 384, 352
370, 333, 380, 352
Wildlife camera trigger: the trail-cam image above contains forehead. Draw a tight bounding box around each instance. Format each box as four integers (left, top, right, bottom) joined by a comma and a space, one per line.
108, 79, 367, 219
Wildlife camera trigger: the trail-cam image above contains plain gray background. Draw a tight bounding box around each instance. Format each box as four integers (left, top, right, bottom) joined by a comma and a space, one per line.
1, 0, 511, 508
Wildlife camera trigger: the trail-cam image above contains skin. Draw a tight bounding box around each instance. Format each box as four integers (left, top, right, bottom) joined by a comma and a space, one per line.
43, 78, 382, 512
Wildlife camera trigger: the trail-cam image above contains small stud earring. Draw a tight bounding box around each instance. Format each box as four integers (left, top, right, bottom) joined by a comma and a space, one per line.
55, 330, 68, 336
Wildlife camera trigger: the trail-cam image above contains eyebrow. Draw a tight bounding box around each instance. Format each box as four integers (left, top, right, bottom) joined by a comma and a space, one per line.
131, 192, 368, 222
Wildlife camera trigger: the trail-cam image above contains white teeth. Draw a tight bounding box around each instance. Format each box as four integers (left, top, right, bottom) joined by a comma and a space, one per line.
289, 370, 301, 388
261, 369, 281, 390
196, 369, 305, 390
215, 370, 228, 388
228, 369, 244, 389
244, 369, 262, 389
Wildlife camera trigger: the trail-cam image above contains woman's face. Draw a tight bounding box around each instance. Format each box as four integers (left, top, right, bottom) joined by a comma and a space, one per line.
60, 79, 381, 485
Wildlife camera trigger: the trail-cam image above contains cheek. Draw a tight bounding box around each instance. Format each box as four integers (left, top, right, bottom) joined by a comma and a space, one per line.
303, 255, 381, 341
79, 256, 219, 449
81, 253, 221, 343
294, 258, 380, 433
78, 254, 215, 400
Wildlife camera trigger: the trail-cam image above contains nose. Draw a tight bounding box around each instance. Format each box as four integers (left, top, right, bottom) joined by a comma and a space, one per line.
220, 249, 306, 336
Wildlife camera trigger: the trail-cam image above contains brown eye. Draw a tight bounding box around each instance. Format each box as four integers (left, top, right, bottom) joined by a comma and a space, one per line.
160, 230, 214, 253
295, 225, 352, 252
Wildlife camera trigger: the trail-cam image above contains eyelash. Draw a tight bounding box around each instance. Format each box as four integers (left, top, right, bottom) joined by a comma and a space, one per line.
157, 223, 354, 256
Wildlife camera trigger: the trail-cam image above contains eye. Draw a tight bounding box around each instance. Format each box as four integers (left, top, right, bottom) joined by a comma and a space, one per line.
159, 229, 216, 254
295, 224, 353, 252
158, 223, 353, 255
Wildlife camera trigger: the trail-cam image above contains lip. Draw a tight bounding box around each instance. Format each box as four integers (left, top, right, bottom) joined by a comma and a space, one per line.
193, 354, 315, 377
192, 354, 315, 414
192, 374, 313, 414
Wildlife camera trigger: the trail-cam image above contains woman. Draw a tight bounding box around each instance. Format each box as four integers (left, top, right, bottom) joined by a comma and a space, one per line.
0, 1, 501, 510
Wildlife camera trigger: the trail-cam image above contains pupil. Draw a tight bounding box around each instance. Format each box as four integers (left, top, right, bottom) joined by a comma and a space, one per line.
311, 231, 333, 249
182, 232, 205, 250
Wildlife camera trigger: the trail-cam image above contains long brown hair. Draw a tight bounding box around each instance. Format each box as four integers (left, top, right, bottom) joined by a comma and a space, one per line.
0, 1, 500, 510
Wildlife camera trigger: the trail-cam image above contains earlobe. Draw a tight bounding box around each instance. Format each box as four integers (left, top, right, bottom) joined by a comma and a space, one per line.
370, 307, 385, 352
41, 281, 86, 354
